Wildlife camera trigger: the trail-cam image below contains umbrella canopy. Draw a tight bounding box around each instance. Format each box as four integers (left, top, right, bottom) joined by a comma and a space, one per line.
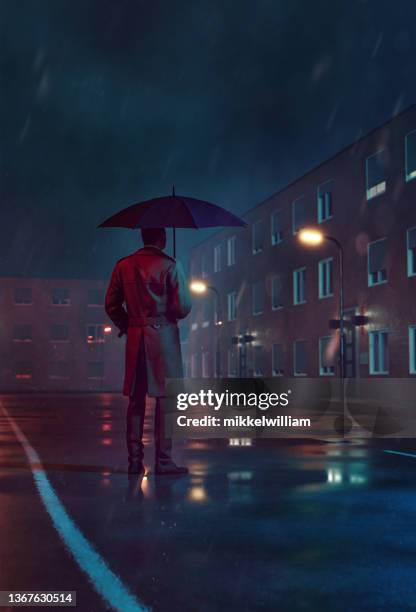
97, 189, 246, 230
97, 188, 247, 257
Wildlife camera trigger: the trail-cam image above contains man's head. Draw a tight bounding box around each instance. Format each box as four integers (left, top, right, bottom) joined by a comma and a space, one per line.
141, 228, 166, 250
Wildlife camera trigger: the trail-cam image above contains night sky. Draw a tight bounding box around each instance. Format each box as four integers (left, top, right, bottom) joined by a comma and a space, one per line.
2, 0, 416, 279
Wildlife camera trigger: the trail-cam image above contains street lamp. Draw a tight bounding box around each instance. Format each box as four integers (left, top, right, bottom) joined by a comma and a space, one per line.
190, 280, 223, 376
298, 228, 345, 410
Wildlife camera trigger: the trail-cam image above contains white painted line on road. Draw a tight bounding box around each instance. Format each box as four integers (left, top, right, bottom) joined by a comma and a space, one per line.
384, 449, 416, 459
1, 404, 149, 612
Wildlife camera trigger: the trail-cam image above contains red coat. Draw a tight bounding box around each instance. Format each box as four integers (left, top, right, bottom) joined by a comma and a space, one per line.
105, 246, 191, 397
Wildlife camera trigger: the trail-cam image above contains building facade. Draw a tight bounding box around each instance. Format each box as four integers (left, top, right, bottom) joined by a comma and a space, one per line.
188, 105, 416, 380
0, 277, 124, 391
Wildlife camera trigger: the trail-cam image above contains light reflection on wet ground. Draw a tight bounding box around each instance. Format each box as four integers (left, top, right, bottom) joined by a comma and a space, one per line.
1, 393, 416, 611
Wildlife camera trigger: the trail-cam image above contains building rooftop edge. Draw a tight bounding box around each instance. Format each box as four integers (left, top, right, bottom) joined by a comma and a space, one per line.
190, 102, 416, 251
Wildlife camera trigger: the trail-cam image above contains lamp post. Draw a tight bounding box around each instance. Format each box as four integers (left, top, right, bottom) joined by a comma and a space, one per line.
298, 228, 345, 411
189, 280, 223, 377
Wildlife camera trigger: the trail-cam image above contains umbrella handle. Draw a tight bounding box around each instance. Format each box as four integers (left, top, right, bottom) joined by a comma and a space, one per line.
173, 227, 176, 258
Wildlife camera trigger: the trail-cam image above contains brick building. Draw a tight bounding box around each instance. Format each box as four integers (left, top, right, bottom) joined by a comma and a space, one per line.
0, 277, 124, 391
188, 105, 416, 380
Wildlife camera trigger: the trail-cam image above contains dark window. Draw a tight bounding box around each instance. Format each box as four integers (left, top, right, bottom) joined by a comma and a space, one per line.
253, 345, 264, 377
252, 281, 265, 315
86, 324, 105, 343
14, 288, 32, 305
87, 289, 104, 306
13, 324, 32, 341
318, 181, 333, 222
366, 151, 386, 199
272, 343, 284, 376
14, 361, 33, 378
294, 340, 307, 375
51, 324, 69, 341
52, 288, 70, 305
405, 131, 416, 181
271, 210, 283, 245
252, 220, 264, 253
272, 275, 283, 309
368, 239, 387, 286
49, 361, 69, 379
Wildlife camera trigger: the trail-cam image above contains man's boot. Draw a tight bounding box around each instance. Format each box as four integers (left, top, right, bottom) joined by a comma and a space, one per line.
126, 397, 145, 475
154, 398, 188, 476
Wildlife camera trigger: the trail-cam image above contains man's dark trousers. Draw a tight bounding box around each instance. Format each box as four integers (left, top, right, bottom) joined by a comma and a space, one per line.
126, 340, 172, 465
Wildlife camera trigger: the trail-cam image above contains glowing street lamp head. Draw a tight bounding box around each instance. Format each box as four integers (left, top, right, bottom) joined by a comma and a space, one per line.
190, 280, 208, 294
298, 228, 324, 246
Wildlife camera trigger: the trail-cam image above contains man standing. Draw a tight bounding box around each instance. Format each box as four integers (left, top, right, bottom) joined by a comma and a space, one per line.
105, 228, 191, 475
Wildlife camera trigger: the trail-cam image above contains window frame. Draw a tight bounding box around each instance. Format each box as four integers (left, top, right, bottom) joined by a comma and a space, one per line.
214, 244, 222, 273
252, 281, 264, 316
293, 267, 307, 305
293, 339, 307, 377
318, 257, 334, 299
271, 209, 283, 245
407, 226, 416, 277
292, 196, 306, 235
227, 236, 236, 266
319, 336, 335, 376
14, 287, 33, 305
51, 287, 71, 306
367, 238, 388, 287
405, 130, 416, 183
227, 291, 236, 322
369, 329, 389, 375
409, 325, 416, 374
366, 149, 386, 201
86, 324, 105, 344
252, 220, 264, 254
271, 274, 284, 310
317, 180, 333, 223
272, 343, 284, 376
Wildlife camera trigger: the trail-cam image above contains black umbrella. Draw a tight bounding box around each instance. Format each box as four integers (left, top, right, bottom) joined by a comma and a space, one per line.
98, 187, 247, 256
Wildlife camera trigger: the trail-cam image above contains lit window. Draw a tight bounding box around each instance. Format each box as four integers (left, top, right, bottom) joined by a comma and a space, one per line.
294, 340, 307, 376
252, 281, 265, 315
227, 236, 236, 266
14, 288, 32, 305
87, 361, 104, 379
51, 287, 70, 306
319, 258, 333, 298
407, 227, 416, 277
272, 275, 283, 309
86, 324, 105, 343
292, 196, 306, 234
252, 220, 264, 254
87, 289, 104, 306
272, 343, 284, 376
366, 150, 386, 200
13, 324, 32, 342
271, 210, 283, 245
293, 267, 307, 304
14, 361, 33, 379
317, 180, 333, 223
368, 239, 387, 286
409, 326, 416, 374
253, 345, 264, 377
49, 361, 69, 380
369, 330, 389, 375
202, 351, 210, 378
227, 291, 236, 321
405, 131, 416, 182
228, 348, 238, 377
50, 324, 69, 342
319, 336, 335, 376
214, 244, 222, 272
